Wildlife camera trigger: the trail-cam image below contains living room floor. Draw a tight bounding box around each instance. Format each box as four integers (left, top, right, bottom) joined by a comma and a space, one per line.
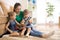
0, 24, 60, 40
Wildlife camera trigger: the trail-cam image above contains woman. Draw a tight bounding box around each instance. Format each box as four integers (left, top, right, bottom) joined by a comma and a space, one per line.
13, 3, 54, 38
13, 3, 24, 23
0, 2, 54, 38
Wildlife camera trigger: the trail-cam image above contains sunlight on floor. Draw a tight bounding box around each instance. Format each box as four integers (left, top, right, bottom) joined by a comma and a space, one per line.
0, 25, 60, 40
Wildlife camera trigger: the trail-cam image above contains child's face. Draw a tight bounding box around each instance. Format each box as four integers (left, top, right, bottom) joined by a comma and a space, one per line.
24, 14, 29, 18
24, 11, 30, 18
10, 13, 16, 20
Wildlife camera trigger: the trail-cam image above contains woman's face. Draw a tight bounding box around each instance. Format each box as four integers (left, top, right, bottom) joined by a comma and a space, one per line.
15, 6, 21, 13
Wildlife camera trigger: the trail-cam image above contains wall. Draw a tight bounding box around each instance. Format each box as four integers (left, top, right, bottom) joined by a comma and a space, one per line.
0, 0, 28, 11
32, 0, 60, 24
0, 0, 60, 24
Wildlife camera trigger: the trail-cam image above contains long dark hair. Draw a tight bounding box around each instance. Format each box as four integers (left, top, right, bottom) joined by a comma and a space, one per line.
14, 3, 21, 12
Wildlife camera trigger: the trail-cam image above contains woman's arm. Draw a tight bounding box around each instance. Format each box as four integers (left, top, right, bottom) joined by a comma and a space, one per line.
6, 22, 13, 33
15, 20, 21, 26
15, 20, 26, 27
20, 20, 26, 27
20, 20, 25, 24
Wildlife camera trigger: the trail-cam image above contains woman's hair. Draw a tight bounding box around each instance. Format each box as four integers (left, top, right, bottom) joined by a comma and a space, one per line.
14, 3, 21, 12
6, 12, 15, 24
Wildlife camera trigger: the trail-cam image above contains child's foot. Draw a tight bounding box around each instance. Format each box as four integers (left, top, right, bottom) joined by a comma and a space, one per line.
26, 34, 29, 37
42, 31, 54, 38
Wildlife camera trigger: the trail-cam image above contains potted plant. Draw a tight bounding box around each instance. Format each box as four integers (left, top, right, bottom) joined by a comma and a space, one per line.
46, 2, 55, 26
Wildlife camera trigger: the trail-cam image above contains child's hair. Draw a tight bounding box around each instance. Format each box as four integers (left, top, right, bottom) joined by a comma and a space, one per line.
6, 12, 15, 24
24, 9, 29, 15
8, 12, 15, 19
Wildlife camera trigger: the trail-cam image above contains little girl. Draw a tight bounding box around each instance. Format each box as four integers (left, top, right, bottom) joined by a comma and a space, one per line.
21, 9, 33, 37
6, 12, 26, 36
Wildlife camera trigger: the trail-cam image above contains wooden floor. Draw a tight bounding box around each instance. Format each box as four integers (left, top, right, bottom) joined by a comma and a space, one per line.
0, 25, 60, 40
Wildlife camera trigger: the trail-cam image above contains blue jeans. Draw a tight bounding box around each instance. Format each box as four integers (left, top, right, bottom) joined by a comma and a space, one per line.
30, 29, 43, 37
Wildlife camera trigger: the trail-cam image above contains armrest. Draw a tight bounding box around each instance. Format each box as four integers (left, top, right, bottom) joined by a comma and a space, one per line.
0, 16, 7, 35
0, 16, 7, 24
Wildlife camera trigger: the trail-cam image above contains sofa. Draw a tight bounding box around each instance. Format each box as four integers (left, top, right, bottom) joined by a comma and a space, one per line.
0, 16, 7, 35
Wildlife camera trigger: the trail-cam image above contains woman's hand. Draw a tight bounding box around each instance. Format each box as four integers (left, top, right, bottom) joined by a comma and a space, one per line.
21, 20, 25, 24
20, 20, 26, 27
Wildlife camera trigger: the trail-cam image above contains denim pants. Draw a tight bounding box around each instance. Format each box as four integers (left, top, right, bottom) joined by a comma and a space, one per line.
30, 28, 43, 37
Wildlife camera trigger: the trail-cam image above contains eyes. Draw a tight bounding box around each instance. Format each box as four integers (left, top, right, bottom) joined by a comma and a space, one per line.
15, 6, 21, 11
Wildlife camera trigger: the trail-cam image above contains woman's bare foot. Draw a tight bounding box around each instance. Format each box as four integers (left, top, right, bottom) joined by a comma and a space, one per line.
19, 27, 26, 37
9, 32, 19, 37
42, 31, 54, 38
19, 32, 24, 37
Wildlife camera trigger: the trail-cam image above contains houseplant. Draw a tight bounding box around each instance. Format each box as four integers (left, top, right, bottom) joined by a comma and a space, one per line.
46, 2, 55, 26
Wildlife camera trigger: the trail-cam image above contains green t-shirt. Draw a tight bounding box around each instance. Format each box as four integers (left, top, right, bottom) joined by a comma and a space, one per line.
16, 11, 24, 23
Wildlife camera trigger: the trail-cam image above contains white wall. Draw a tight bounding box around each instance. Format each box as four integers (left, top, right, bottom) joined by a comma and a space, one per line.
32, 0, 60, 24
0, 0, 60, 24
0, 0, 28, 10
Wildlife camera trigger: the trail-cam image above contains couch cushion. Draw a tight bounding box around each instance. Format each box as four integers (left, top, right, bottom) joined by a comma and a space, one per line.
0, 16, 7, 24
0, 16, 7, 35
0, 24, 6, 35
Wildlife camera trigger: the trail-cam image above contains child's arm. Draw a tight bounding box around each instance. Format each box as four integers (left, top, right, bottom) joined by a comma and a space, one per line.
6, 22, 13, 33
15, 20, 21, 26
